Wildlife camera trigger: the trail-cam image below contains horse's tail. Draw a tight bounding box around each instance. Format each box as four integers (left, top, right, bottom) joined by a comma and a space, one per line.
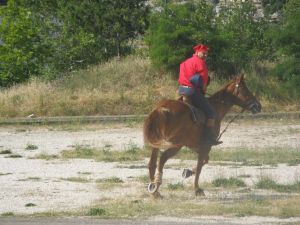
143, 107, 171, 148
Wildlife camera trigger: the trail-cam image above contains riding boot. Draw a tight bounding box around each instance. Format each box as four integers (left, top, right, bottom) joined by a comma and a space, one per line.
203, 119, 223, 146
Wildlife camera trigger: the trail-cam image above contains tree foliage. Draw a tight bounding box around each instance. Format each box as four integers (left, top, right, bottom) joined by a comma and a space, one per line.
146, 0, 215, 74
271, 0, 300, 95
214, 1, 271, 76
0, 0, 149, 86
146, 0, 271, 78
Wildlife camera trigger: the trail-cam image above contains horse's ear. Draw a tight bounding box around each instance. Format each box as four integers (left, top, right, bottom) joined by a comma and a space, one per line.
240, 74, 245, 80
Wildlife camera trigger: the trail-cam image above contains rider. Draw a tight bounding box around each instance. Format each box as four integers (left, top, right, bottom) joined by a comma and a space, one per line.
178, 44, 222, 146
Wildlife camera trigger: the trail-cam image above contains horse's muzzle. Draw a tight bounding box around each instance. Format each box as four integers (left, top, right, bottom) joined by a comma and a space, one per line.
247, 99, 262, 114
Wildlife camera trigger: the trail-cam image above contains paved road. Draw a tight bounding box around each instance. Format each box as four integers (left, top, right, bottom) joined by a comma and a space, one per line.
0, 217, 299, 225
0, 217, 224, 225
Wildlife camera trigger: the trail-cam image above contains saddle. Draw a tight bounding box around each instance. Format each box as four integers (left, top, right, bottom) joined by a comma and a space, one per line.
178, 95, 205, 124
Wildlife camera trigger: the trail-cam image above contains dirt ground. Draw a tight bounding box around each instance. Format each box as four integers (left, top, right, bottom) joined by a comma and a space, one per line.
0, 118, 299, 223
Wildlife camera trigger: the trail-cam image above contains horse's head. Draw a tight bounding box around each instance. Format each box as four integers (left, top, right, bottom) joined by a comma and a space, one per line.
227, 74, 262, 114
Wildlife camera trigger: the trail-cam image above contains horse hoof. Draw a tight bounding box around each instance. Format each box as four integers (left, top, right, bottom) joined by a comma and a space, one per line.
195, 188, 205, 196
182, 168, 193, 179
148, 182, 158, 194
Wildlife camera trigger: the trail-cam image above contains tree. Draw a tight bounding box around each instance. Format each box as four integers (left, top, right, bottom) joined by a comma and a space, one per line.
0, 0, 149, 86
272, 0, 300, 95
214, 1, 271, 77
0, 1, 50, 85
146, 0, 215, 75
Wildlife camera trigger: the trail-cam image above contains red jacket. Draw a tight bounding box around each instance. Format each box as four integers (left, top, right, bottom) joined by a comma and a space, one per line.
178, 54, 209, 91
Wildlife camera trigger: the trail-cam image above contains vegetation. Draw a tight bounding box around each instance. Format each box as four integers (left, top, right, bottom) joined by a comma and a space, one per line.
212, 177, 246, 188
256, 177, 300, 192
0, 0, 149, 85
0, 0, 298, 116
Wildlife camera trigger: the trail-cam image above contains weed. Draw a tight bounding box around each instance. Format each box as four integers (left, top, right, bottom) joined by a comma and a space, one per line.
1, 212, 14, 216
0, 150, 12, 154
61, 177, 90, 183
96, 177, 123, 184
33, 154, 59, 160
212, 177, 246, 188
25, 144, 38, 150
255, 177, 300, 193
135, 175, 149, 183
167, 182, 184, 190
5, 154, 22, 158
18, 177, 41, 181
62, 145, 149, 162
25, 203, 36, 207
87, 208, 105, 216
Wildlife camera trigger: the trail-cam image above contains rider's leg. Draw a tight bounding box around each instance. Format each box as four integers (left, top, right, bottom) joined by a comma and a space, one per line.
191, 89, 222, 145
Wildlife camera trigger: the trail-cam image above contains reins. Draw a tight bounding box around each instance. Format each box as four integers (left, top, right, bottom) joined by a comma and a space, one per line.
217, 108, 246, 141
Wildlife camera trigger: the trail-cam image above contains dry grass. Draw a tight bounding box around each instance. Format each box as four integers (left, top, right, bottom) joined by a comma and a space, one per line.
0, 55, 298, 117
0, 56, 177, 117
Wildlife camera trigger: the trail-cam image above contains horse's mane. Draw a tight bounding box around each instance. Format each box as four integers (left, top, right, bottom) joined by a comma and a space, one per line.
208, 78, 235, 102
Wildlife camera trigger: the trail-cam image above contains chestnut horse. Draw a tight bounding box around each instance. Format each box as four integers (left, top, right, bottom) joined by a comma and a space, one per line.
143, 75, 261, 197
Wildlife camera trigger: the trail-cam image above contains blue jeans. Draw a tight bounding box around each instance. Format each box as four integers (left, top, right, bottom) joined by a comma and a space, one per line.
191, 88, 215, 119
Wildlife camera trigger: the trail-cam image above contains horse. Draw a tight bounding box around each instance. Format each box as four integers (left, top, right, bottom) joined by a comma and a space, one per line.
143, 74, 261, 197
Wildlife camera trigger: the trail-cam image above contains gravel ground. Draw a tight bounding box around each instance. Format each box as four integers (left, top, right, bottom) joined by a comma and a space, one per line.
0, 119, 299, 223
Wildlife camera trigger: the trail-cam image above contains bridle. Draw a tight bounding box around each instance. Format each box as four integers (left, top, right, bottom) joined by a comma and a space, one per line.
217, 81, 247, 141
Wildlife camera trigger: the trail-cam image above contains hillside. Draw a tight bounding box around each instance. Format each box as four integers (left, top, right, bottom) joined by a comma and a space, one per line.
0, 55, 298, 118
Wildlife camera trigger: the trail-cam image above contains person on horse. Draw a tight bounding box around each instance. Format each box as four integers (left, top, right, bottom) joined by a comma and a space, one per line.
178, 44, 222, 146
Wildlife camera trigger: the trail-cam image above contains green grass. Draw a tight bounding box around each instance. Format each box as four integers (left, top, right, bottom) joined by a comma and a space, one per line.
60, 146, 300, 166
1, 212, 14, 217
25, 144, 38, 150
212, 177, 247, 188
82, 195, 300, 219
33, 154, 59, 160
256, 177, 300, 193
61, 144, 149, 162
25, 203, 37, 207
87, 208, 106, 216
0, 150, 12, 154
61, 177, 90, 183
167, 182, 184, 190
96, 177, 123, 184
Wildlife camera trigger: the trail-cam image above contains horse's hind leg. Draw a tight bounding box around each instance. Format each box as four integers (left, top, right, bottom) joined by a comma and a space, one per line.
148, 147, 180, 197
194, 153, 209, 196
148, 148, 159, 182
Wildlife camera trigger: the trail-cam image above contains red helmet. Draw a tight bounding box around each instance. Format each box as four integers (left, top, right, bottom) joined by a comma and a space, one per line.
193, 44, 209, 53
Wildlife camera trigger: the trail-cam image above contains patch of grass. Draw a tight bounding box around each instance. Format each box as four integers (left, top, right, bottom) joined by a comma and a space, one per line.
0, 173, 12, 176
87, 207, 106, 216
212, 177, 247, 188
135, 175, 149, 183
33, 154, 59, 160
78, 172, 92, 175
209, 147, 300, 165
62, 145, 149, 162
25, 144, 38, 150
167, 182, 184, 190
87, 195, 300, 218
0, 150, 12, 154
25, 203, 36, 207
18, 177, 41, 181
96, 177, 124, 184
256, 177, 300, 193
5, 154, 22, 158
1, 212, 14, 216
96, 177, 124, 189
61, 177, 90, 183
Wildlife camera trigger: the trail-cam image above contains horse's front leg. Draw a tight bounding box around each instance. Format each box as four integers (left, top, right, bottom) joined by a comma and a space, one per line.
194, 153, 209, 196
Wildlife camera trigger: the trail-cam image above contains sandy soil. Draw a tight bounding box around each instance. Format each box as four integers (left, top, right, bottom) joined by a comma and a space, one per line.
0, 119, 299, 221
